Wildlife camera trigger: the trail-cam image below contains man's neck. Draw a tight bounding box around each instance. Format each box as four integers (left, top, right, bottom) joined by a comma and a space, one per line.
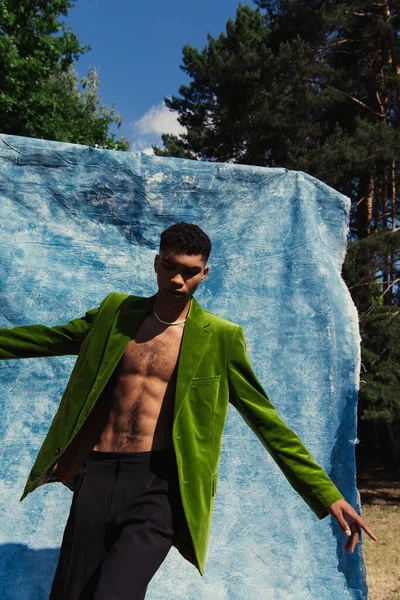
153, 293, 191, 323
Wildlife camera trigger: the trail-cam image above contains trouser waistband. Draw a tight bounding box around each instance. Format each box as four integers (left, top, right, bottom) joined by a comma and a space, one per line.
87, 447, 176, 464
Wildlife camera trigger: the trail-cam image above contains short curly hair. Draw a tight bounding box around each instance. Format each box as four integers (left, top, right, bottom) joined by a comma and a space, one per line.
159, 222, 212, 261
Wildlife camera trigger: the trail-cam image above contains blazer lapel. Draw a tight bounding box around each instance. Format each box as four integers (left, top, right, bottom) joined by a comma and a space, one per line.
117, 294, 157, 339
174, 296, 212, 420
93, 294, 156, 390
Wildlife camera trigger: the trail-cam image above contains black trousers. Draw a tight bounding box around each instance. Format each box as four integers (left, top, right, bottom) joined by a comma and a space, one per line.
49, 447, 183, 600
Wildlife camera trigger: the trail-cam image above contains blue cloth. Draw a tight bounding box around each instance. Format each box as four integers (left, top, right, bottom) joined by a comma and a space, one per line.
0, 133, 367, 599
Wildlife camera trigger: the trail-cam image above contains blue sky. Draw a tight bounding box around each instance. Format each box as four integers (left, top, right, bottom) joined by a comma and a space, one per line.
65, 0, 245, 152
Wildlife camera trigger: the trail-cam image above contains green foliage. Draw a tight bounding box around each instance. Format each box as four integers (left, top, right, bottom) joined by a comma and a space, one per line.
0, 0, 129, 150
345, 232, 400, 468
153, 133, 195, 159
359, 305, 400, 425
154, 6, 276, 162
156, 2, 400, 189
357, 305, 400, 469
343, 231, 400, 311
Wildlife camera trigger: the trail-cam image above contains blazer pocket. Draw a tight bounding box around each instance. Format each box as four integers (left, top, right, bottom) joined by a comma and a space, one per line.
189, 375, 220, 408
190, 375, 221, 386
187, 376, 220, 443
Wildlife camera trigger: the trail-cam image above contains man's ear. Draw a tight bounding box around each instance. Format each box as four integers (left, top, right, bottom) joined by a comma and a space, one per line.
154, 254, 159, 272
201, 265, 209, 282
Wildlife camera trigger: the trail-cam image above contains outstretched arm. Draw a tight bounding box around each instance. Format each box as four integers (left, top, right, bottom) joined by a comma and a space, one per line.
227, 325, 377, 550
0, 294, 110, 359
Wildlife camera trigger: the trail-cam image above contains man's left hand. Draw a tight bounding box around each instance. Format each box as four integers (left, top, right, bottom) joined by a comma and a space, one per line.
328, 499, 378, 553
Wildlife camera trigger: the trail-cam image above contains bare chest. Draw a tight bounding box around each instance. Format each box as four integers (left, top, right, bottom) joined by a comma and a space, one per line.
114, 318, 185, 383
89, 319, 187, 452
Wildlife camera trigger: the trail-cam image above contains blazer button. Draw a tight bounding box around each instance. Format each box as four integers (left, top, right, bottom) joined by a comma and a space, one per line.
55, 447, 61, 455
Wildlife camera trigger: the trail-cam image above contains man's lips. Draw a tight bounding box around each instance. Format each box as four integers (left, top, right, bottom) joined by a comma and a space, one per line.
167, 289, 184, 296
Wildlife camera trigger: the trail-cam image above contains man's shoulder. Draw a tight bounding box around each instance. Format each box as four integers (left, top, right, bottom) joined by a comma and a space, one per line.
99, 291, 147, 305
190, 296, 240, 331
202, 306, 240, 333
93, 292, 149, 317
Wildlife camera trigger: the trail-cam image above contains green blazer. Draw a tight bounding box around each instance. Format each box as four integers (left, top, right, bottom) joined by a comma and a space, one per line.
0, 291, 343, 576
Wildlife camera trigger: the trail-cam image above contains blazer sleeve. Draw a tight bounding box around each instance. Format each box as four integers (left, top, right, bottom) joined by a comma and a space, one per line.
227, 325, 344, 519
0, 294, 111, 360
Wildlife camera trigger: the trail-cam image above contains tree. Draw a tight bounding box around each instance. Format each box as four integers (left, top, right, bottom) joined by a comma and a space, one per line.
155, 1, 400, 469
0, 0, 129, 150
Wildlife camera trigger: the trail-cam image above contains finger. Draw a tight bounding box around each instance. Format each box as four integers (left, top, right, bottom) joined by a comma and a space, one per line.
346, 512, 378, 542
343, 522, 360, 553
335, 514, 352, 537
345, 535, 358, 554
358, 520, 378, 542
349, 528, 360, 553
344, 524, 356, 549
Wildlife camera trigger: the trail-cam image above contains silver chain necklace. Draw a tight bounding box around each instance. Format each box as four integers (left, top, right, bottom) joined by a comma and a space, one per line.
153, 307, 187, 326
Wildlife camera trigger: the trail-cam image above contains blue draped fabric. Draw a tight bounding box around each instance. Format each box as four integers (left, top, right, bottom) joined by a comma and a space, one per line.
0, 133, 367, 599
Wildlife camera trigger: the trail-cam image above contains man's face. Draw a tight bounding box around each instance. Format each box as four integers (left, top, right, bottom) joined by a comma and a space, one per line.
154, 247, 209, 303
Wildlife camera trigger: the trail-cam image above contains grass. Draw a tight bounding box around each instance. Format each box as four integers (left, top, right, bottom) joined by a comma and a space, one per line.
357, 466, 400, 600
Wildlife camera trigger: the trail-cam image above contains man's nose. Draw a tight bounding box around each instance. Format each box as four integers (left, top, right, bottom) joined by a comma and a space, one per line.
171, 273, 184, 286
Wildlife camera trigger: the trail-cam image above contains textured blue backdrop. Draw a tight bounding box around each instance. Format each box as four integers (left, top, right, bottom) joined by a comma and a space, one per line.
0, 133, 367, 599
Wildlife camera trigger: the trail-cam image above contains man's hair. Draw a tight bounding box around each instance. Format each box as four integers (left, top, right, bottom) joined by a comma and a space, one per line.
159, 222, 212, 261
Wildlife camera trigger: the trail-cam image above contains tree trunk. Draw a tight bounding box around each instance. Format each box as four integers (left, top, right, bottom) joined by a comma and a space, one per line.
384, 1, 400, 111
392, 160, 396, 231
356, 174, 374, 238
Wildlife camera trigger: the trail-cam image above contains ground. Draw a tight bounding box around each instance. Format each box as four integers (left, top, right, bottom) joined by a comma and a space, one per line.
357, 465, 400, 600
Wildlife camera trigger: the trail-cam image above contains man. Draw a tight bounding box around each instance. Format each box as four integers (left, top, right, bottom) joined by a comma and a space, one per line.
0, 222, 376, 599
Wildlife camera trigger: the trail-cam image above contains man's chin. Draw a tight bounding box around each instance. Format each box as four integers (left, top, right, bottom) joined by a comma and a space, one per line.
163, 290, 189, 302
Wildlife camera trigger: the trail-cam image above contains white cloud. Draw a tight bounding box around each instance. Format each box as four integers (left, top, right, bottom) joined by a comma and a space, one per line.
129, 101, 186, 154
141, 147, 155, 155
135, 102, 186, 136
